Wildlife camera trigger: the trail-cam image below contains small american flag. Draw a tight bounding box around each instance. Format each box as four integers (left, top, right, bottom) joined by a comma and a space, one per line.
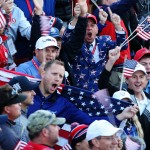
136, 15, 150, 41
14, 140, 27, 150
55, 124, 72, 150
123, 59, 137, 78
40, 16, 56, 36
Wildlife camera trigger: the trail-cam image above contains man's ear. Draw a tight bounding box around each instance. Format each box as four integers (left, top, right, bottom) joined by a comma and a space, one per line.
40, 69, 46, 78
95, 25, 98, 35
76, 142, 81, 147
41, 128, 49, 137
92, 138, 100, 148
3, 106, 10, 114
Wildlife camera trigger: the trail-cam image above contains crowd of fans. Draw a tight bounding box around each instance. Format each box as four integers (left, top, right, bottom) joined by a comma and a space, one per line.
0, 0, 150, 149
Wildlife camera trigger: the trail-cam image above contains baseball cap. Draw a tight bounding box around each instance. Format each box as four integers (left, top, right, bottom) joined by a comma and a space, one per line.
86, 120, 122, 141
0, 114, 8, 124
54, 17, 63, 31
27, 110, 66, 135
69, 123, 88, 148
134, 62, 147, 75
49, 27, 61, 38
0, 84, 26, 108
9, 76, 38, 92
87, 14, 97, 24
35, 36, 59, 50
134, 48, 150, 61
113, 90, 131, 101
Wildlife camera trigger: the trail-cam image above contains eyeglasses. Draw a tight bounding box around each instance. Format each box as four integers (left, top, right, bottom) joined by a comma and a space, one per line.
97, 135, 118, 141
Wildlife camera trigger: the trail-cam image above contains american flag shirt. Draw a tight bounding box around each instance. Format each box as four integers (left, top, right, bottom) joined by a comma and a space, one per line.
70, 35, 127, 92
63, 17, 127, 92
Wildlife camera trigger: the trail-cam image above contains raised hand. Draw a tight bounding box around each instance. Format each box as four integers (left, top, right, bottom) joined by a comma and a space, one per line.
78, 0, 88, 17
99, 9, 108, 25
117, 104, 139, 120
1, 0, 13, 14
108, 46, 121, 63
33, 0, 43, 15
117, 138, 123, 150
74, 3, 81, 19
0, 0, 4, 6
108, 7, 122, 31
105, 46, 121, 71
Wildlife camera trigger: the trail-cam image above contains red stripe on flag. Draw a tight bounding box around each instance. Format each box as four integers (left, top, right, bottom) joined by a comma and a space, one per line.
59, 129, 70, 139
55, 144, 63, 150
14, 140, 27, 150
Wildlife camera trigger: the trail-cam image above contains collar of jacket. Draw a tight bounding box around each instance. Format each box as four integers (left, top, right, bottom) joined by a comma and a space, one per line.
48, 91, 58, 102
36, 85, 59, 102
127, 88, 150, 99
7, 119, 16, 126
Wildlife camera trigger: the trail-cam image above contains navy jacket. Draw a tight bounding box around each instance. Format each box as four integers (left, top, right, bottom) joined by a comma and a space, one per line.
0, 120, 20, 150
27, 86, 120, 126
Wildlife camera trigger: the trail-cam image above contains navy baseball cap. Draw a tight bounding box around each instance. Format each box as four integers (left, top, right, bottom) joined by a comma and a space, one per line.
0, 114, 8, 124
0, 84, 27, 107
54, 17, 63, 31
49, 27, 61, 38
9, 76, 38, 92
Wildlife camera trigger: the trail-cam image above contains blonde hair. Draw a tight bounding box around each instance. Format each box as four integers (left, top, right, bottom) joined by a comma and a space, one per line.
133, 115, 144, 138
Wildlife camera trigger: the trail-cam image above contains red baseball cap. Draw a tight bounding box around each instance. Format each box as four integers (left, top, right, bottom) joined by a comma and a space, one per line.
87, 14, 97, 24
134, 48, 150, 61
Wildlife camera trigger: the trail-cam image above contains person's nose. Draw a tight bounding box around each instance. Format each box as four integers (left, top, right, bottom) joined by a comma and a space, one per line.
112, 137, 118, 145
32, 90, 36, 95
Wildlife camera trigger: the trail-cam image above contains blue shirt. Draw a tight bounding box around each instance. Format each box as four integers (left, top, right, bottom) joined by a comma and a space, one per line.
16, 56, 41, 78
0, 120, 20, 150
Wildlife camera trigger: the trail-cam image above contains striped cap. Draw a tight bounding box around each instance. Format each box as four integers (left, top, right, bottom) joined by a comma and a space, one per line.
69, 123, 88, 148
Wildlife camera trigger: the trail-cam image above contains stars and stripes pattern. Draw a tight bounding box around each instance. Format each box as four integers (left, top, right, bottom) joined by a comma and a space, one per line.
136, 15, 150, 41
14, 140, 27, 150
0, 69, 134, 150
40, 16, 56, 36
123, 59, 137, 78
55, 124, 72, 150
62, 144, 72, 150
0, 68, 41, 86
0, 10, 6, 29
58, 84, 133, 117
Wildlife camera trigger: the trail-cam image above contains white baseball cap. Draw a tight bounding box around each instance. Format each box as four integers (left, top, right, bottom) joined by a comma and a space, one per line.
35, 36, 59, 50
134, 63, 147, 75
86, 120, 122, 141
113, 90, 131, 101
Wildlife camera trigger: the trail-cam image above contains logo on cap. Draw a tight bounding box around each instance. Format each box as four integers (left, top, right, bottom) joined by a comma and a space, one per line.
42, 38, 55, 43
